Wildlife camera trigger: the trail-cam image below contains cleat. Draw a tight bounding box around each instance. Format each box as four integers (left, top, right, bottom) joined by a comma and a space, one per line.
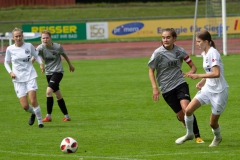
209, 137, 222, 147
28, 114, 36, 125
38, 124, 44, 128
42, 117, 52, 122
62, 117, 71, 122
175, 134, 194, 144
196, 137, 205, 144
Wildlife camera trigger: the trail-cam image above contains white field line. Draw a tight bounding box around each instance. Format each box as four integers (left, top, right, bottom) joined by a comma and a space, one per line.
0, 150, 228, 160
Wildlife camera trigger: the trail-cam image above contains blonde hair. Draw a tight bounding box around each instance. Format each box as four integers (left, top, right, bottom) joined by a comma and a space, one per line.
12, 28, 23, 35
41, 30, 52, 37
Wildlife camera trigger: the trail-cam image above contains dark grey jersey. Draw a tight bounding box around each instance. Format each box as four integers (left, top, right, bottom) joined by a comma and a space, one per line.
148, 45, 190, 94
37, 43, 67, 75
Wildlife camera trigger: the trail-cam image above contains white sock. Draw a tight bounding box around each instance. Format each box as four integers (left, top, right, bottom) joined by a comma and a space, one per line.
26, 105, 35, 114
33, 106, 43, 125
64, 114, 70, 119
46, 114, 51, 118
185, 115, 194, 136
212, 126, 221, 139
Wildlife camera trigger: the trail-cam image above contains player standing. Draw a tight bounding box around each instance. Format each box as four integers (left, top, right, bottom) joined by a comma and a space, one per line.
148, 28, 204, 143
4, 28, 44, 128
33, 30, 75, 122
175, 30, 229, 147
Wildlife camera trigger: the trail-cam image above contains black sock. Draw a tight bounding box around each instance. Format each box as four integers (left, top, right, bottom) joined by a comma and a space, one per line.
47, 97, 54, 114
193, 114, 201, 138
58, 98, 68, 115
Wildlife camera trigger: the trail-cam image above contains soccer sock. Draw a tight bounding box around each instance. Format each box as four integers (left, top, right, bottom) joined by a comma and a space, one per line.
33, 106, 43, 125
185, 115, 194, 136
26, 105, 35, 114
212, 126, 221, 139
193, 114, 201, 138
47, 97, 54, 116
58, 98, 69, 116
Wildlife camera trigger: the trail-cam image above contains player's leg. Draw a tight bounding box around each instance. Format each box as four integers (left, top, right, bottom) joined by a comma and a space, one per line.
54, 90, 71, 121
14, 81, 36, 125
50, 73, 70, 121
209, 114, 222, 147
162, 88, 186, 130
177, 83, 204, 143
209, 89, 228, 147
27, 79, 43, 128
43, 75, 54, 122
175, 98, 201, 144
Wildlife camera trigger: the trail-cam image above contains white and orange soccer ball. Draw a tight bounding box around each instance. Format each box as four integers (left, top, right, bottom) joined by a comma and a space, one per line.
60, 137, 78, 153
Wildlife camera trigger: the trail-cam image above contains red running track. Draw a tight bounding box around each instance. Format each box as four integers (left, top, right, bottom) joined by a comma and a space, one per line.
0, 39, 239, 62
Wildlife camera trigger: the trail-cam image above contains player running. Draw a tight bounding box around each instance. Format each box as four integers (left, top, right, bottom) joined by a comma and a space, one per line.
32, 30, 75, 122
148, 28, 204, 143
4, 28, 44, 128
175, 30, 229, 147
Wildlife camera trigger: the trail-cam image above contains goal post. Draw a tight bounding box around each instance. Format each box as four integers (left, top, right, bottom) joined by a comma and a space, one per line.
192, 0, 227, 56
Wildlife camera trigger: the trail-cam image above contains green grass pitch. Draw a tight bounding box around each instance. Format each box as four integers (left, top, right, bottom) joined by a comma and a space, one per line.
0, 55, 239, 160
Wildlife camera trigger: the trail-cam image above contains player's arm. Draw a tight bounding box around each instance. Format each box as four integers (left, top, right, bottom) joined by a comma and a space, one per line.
149, 67, 160, 101
4, 50, 16, 79
62, 54, 75, 72
31, 48, 45, 73
184, 56, 197, 76
188, 65, 220, 80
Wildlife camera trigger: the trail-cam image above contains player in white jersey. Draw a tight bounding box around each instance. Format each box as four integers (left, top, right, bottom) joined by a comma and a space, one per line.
32, 30, 75, 122
4, 28, 44, 128
148, 28, 204, 143
175, 30, 229, 147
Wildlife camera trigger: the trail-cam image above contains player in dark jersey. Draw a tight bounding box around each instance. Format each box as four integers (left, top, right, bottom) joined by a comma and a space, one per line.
33, 30, 75, 122
148, 28, 204, 143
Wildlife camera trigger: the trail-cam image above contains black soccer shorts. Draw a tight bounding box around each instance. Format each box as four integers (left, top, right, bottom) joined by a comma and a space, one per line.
162, 82, 191, 113
46, 72, 63, 92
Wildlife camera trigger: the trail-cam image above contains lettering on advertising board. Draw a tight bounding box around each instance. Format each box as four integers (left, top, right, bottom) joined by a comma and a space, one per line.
31, 25, 78, 39
234, 19, 240, 30
112, 22, 144, 35
86, 22, 108, 40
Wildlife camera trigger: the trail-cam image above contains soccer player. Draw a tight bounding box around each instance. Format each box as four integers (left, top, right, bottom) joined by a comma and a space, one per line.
32, 30, 75, 122
175, 30, 229, 147
148, 28, 204, 143
4, 28, 44, 128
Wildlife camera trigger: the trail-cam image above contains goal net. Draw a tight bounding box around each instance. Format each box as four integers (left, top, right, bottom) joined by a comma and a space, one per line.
193, 0, 240, 55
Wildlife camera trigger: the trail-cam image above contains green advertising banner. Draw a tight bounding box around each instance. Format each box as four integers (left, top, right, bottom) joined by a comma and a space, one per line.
22, 23, 86, 41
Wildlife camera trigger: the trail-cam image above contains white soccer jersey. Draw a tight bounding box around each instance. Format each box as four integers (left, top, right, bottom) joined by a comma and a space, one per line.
4, 42, 39, 82
201, 47, 229, 93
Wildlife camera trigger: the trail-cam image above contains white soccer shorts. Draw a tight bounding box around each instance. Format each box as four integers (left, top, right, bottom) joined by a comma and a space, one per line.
13, 78, 38, 98
194, 87, 228, 115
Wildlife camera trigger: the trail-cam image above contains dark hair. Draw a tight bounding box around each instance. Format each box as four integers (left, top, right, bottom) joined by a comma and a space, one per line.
162, 28, 177, 38
197, 30, 216, 49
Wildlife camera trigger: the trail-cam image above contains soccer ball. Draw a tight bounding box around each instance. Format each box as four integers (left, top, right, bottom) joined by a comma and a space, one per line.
60, 137, 78, 153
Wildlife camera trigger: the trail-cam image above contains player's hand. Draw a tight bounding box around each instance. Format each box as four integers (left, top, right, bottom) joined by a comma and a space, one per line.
152, 88, 160, 101
196, 81, 204, 90
69, 65, 75, 72
10, 72, 16, 79
40, 64, 45, 73
187, 74, 200, 80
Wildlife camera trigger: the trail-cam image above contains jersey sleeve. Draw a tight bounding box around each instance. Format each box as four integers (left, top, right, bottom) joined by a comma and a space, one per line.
148, 49, 161, 69
4, 47, 12, 73
209, 49, 220, 67
59, 44, 67, 56
4, 47, 11, 62
36, 45, 43, 57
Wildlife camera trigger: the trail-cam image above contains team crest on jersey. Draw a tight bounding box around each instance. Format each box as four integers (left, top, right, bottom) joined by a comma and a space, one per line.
25, 49, 30, 55
175, 51, 180, 58
52, 51, 57, 55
